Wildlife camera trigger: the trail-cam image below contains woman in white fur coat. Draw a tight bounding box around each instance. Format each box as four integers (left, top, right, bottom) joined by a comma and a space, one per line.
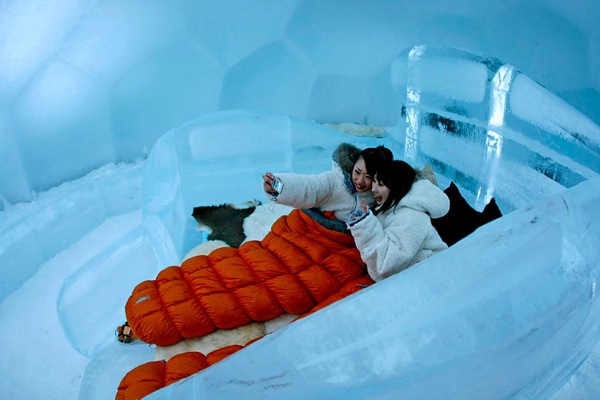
262, 144, 393, 222
347, 160, 450, 282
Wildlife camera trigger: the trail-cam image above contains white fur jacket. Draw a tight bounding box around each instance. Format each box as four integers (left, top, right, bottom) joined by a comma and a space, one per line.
268, 164, 376, 222
349, 179, 450, 282
267, 143, 376, 221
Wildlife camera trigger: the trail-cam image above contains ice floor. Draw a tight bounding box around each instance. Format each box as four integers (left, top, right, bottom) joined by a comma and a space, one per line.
0, 208, 142, 400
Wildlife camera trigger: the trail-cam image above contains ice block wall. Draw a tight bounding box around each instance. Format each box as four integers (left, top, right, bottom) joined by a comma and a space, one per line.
391, 45, 600, 212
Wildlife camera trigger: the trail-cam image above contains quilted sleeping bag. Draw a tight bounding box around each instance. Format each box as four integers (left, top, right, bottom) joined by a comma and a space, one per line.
125, 208, 370, 347
115, 347, 242, 400
116, 276, 372, 400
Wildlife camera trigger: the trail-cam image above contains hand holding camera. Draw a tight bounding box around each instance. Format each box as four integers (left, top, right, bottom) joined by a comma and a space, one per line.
263, 172, 284, 195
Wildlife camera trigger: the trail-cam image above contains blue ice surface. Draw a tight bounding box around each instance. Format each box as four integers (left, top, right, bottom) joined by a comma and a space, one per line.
0, 2, 599, 399
62, 46, 600, 399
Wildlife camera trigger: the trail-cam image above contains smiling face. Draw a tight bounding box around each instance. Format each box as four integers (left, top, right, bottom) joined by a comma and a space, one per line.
372, 175, 390, 205
352, 157, 374, 193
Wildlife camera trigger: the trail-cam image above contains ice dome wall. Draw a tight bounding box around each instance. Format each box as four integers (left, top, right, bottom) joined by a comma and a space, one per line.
1, 2, 600, 399
1, 0, 600, 208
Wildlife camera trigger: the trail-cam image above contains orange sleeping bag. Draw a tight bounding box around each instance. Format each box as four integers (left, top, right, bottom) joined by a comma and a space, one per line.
115, 352, 208, 400
115, 347, 242, 400
116, 276, 373, 400
125, 208, 369, 346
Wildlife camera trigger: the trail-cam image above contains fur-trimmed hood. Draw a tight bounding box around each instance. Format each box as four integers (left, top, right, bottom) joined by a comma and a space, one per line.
398, 179, 450, 219
332, 143, 362, 193
332, 143, 361, 175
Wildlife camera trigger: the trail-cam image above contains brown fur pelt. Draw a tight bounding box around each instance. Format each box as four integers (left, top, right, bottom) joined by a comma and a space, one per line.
191, 201, 260, 248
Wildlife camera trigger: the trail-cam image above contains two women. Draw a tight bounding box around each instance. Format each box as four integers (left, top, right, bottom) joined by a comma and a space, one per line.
263, 144, 393, 222
348, 160, 449, 281
118, 145, 450, 400
264, 147, 449, 281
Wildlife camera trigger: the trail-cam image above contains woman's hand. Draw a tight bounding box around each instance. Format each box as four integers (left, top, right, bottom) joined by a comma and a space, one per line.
262, 172, 278, 194
347, 199, 369, 226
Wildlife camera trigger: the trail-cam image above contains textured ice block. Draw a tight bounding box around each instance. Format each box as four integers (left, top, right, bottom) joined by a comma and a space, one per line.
391, 45, 600, 211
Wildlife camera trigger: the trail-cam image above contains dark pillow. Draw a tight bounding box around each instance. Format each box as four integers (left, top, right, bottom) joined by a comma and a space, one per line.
482, 197, 502, 222
432, 182, 502, 246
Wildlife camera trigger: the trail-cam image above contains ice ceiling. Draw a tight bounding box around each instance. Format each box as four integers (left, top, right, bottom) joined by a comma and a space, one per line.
1, 0, 600, 207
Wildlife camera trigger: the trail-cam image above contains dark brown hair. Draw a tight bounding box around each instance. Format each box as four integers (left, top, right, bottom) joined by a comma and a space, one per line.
373, 160, 416, 215
356, 146, 393, 177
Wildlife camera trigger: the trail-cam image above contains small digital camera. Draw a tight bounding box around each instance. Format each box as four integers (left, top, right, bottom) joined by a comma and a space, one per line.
271, 177, 284, 194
